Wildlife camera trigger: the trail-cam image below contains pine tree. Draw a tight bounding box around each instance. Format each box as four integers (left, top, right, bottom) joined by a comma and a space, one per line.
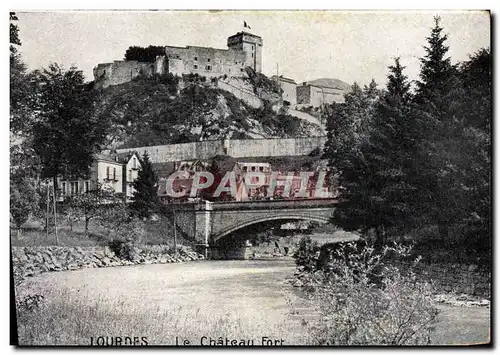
359, 58, 419, 241
416, 16, 455, 104
131, 152, 159, 219
414, 16, 466, 241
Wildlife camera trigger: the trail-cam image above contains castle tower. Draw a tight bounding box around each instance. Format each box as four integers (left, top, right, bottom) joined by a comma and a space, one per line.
227, 32, 263, 73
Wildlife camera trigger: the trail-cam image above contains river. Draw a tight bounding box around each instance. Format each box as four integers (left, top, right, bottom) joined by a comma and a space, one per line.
19, 259, 490, 346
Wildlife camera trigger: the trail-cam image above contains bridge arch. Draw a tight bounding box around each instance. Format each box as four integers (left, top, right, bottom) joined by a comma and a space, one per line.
212, 214, 330, 242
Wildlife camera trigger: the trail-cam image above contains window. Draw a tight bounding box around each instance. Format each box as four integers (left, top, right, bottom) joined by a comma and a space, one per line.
106, 166, 110, 180
85, 181, 89, 193
240, 68, 244, 72
70, 182, 79, 195
61, 182, 66, 196
113, 167, 116, 180
128, 170, 132, 181
133, 158, 137, 169
194, 56, 198, 61
252, 53, 254, 58
207, 58, 210, 62
194, 65, 198, 69
206, 65, 211, 71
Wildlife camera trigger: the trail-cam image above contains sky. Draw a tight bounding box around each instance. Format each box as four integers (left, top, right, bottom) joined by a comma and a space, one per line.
15, 10, 490, 87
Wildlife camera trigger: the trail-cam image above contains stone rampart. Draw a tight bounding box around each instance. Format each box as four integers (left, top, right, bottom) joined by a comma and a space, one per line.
115, 136, 328, 164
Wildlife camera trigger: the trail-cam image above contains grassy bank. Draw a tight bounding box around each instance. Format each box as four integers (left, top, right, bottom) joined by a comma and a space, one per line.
15, 272, 311, 346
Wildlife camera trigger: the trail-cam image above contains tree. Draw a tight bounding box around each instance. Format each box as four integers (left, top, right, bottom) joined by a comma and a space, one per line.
10, 11, 39, 179
10, 12, 21, 47
413, 17, 478, 242
10, 178, 40, 235
67, 184, 115, 237
31, 64, 109, 190
124, 45, 165, 62
415, 16, 455, 104
355, 58, 420, 242
323, 81, 381, 239
131, 152, 159, 218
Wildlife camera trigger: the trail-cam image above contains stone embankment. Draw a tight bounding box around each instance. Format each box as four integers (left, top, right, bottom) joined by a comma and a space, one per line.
12, 245, 204, 280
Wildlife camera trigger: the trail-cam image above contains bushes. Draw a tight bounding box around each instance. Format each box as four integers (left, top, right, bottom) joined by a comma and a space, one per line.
108, 238, 139, 261
293, 236, 320, 272
304, 242, 438, 345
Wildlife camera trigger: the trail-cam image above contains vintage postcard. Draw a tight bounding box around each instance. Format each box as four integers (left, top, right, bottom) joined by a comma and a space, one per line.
10, 10, 491, 346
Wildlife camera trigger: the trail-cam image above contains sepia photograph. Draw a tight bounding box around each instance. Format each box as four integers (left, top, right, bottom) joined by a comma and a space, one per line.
9, 9, 491, 346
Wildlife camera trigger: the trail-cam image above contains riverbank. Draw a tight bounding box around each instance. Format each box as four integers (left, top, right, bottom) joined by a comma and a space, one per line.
15, 260, 490, 346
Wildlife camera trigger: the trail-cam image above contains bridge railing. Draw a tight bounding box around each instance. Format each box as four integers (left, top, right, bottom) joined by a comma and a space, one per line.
160, 197, 338, 211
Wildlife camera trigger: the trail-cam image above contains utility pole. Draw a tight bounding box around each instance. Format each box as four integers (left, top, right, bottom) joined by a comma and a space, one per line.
45, 182, 49, 239
172, 202, 177, 256
53, 182, 58, 245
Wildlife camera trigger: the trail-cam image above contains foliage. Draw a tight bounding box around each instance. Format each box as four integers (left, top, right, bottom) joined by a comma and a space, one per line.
293, 236, 320, 272
124, 45, 165, 62
245, 67, 282, 95
324, 16, 491, 257
31, 64, 110, 187
108, 238, 139, 261
10, 178, 40, 230
323, 80, 381, 238
65, 184, 118, 236
131, 152, 158, 219
10, 12, 21, 46
307, 242, 438, 345
182, 73, 207, 84
148, 73, 180, 96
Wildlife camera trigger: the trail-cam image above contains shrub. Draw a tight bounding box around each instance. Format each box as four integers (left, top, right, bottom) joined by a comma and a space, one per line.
306, 242, 438, 345
108, 238, 139, 261
293, 236, 320, 272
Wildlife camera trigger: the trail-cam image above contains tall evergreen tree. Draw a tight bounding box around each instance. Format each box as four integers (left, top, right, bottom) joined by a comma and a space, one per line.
414, 16, 467, 240
359, 58, 419, 240
415, 16, 455, 104
131, 152, 159, 219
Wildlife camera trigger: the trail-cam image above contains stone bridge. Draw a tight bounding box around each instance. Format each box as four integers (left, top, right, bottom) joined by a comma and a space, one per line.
163, 198, 337, 257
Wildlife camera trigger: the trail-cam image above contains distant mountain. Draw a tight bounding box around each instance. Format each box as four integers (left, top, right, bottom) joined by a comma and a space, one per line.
305, 78, 352, 90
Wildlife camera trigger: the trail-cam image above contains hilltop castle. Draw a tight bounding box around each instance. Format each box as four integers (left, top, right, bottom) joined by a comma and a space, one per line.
93, 31, 263, 89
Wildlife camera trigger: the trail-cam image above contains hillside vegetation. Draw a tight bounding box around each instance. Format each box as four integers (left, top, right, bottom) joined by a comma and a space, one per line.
95, 73, 324, 149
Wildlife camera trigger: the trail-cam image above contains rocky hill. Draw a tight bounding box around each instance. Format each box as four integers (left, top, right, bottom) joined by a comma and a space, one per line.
94, 71, 324, 149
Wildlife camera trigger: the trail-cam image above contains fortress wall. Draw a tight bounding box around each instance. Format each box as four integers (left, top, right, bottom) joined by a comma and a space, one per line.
165, 46, 247, 78
115, 137, 327, 164
279, 80, 297, 105
217, 80, 262, 108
